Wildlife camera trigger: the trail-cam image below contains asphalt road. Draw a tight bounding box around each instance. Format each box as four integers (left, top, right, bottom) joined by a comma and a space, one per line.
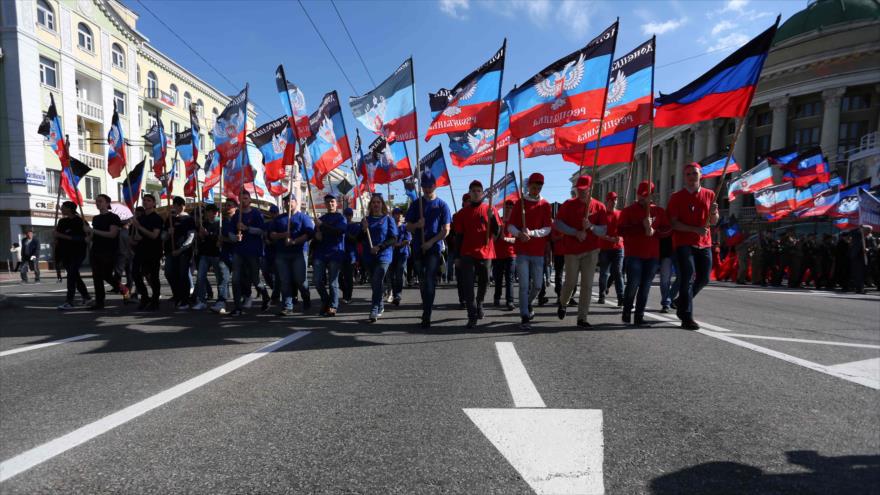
0, 275, 878, 494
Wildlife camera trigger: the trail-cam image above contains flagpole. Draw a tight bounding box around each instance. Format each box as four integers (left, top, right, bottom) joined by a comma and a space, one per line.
52, 136, 69, 227
217, 155, 224, 251
71, 134, 86, 221
300, 143, 319, 221
585, 20, 619, 216
516, 141, 527, 229
350, 129, 372, 247
409, 58, 425, 246
168, 149, 178, 249
644, 35, 657, 218
485, 38, 507, 243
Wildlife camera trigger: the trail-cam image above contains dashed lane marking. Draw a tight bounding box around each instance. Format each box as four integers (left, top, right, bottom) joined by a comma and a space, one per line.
0, 334, 99, 357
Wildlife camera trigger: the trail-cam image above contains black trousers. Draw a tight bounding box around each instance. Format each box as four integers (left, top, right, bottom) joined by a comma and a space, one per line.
90, 252, 121, 306
133, 253, 161, 303
459, 255, 489, 319
340, 261, 354, 300
492, 258, 515, 304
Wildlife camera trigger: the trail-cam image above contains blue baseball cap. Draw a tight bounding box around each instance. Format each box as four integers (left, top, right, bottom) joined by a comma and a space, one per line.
269, 205, 280, 214
343, 207, 354, 216
392, 207, 402, 215
421, 174, 436, 188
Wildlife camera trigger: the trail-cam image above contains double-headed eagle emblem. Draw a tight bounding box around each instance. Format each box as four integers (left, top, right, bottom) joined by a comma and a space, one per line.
442, 80, 478, 117
467, 128, 495, 154
364, 95, 387, 133
318, 115, 339, 155
213, 109, 245, 144
605, 70, 628, 116
535, 53, 585, 111
108, 126, 121, 148
271, 131, 288, 155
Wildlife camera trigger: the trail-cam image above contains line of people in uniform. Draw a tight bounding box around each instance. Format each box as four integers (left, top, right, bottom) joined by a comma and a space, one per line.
51, 162, 720, 331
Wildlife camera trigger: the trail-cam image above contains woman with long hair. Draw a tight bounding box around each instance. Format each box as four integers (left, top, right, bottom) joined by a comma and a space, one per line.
361, 194, 398, 322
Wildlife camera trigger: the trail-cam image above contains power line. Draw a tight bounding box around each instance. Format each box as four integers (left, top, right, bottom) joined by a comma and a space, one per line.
329, 0, 376, 87
134, 0, 272, 118
297, 0, 359, 94
657, 45, 737, 70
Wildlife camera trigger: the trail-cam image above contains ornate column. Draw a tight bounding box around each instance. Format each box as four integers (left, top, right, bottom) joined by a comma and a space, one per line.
704, 120, 724, 188
821, 87, 847, 165
660, 139, 672, 206
729, 116, 750, 217
674, 132, 687, 191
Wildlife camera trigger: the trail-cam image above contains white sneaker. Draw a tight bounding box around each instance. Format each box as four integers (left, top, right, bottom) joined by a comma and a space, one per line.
210, 301, 226, 313
80, 298, 92, 307
192, 302, 207, 310
57, 302, 75, 310
177, 303, 190, 310
243, 296, 253, 309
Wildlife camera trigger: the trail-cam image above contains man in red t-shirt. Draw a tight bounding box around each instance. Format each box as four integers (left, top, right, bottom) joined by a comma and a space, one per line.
618, 181, 671, 325
508, 172, 553, 330
493, 199, 518, 311
554, 175, 610, 328
597, 191, 624, 306
666, 162, 719, 330
453, 180, 500, 329
451, 192, 471, 308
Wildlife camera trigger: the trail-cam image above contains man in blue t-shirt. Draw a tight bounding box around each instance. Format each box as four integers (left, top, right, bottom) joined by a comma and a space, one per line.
405, 174, 452, 328
340, 207, 359, 304
228, 190, 270, 316
270, 194, 314, 316
390, 207, 410, 306
312, 194, 347, 316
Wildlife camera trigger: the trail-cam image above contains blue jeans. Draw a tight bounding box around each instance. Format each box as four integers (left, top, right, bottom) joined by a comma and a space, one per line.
196, 255, 229, 303
659, 257, 679, 308
516, 255, 544, 317
675, 246, 712, 318
314, 258, 340, 310
390, 255, 407, 299
598, 249, 624, 299
232, 254, 265, 310
414, 252, 441, 319
275, 250, 307, 310
368, 260, 390, 314
623, 257, 659, 317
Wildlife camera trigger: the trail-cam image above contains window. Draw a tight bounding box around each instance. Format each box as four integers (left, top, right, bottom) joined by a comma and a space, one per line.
838, 120, 870, 156
794, 101, 820, 118
170, 121, 180, 138
196, 99, 204, 116
793, 127, 820, 147
169, 84, 178, 105
84, 176, 101, 200
77, 23, 93, 52
138, 106, 143, 128
39, 56, 57, 87
47, 170, 60, 195
147, 71, 158, 91
137, 64, 141, 84
111, 43, 125, 69
756, 111, 772, 127
147, 112, 158, 130
183, 92, 192, 111
754, 134, 771, 161
841, 95, 871, 112
727, 121, 736, 135
113, 90, 126, 115
37, 0, 55, 31
198, 134, 205, 151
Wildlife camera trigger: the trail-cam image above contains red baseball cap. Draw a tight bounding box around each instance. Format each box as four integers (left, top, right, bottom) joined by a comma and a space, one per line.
605, 191, 618, 201
637, 181, 656, 197
575, 175, 592, 190
528, 172, 545, 185
684, 162, 702, 172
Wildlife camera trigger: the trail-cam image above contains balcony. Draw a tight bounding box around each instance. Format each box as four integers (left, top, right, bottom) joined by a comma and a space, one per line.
76, 98, 103, 122
79, 150, 105, 171
144, 88, 175, 108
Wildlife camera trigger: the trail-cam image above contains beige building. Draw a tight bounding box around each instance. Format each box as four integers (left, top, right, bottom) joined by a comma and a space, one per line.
589, 0, 880, 225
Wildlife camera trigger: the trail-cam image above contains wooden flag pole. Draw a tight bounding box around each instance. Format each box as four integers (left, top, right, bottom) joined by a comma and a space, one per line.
623, 158, 635, 205
485, 38, 508, 243
52, 136, 70, 227
408, 58, 425, 246
168, 149, 178, 248
516, 141, 527, 229
350, 130, 372, 248
217, 156, 224, 250
645, 121, 655, 216
585, 19, 619, 219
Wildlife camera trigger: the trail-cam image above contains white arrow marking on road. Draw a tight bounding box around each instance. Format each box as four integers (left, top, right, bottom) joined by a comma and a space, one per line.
464, 342, 604, 495
0, 331, 311, 483
0, 334, 99, 357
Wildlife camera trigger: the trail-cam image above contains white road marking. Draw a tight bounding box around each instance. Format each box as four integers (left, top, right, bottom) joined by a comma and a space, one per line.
0, 330, 311, 482
590, 292, 730, 331
718, 334, 880, 349
495, 342, 546, 408
826, 358, 880, 389
702, 287, 878, 300
0, 334, 99, 357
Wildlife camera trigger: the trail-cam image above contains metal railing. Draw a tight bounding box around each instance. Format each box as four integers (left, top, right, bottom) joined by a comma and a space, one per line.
144, 87, 175, 107
79, 150, 105, 170
76, 98, 102, 121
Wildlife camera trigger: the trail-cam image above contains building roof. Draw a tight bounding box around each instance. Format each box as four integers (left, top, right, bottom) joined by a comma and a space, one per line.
774, 0, 880, 45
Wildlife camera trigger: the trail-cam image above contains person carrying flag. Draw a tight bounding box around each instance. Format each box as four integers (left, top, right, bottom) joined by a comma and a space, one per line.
597, 192, 624, 306
193, 204, 230, 313
493, 200, 517, 311
617, 181, 671, 325
390, 207, 410, 306
270, 194, 315, 317
555, 175, 609, 328
130, 194, 163, 310
450, 192, 471, 308
361, 194, 398, 322
85, 194, 127, 310
229, 190, 270, 316
405, 175, 452, 329
453, 180, 501, 329
53, 201, 91, 310
666, 162, 719, 330
508, 173, 553, 330
313, 194, 347, 317
163, 196, 196, 310
340, 207, 359, 305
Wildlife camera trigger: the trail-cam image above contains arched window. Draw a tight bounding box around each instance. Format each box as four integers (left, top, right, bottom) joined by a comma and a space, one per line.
136, 64, 141, 84
37, 0, 55, 31
111, 43, 125, 69
146, 71, 158, 91
169, 84, 179, 105
77, 23, 93, 52
183, 92, 192, 111
196, 98, 204, 116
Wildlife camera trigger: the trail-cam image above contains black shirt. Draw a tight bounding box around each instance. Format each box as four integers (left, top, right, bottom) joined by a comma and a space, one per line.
90, 212, 122, 255
197, 218, 221, 257
136, 212, 163, 257
56, 216, 87, 261
163, 214, 196, 253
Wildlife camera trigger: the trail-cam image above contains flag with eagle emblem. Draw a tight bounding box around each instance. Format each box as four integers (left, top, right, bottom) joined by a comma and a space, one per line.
304, 91, 351, 190
504, 21, 617, 139
448, 101, 510, 167
211, 86, 248, 167
249, 115, 296, 183
417, 145, 451, 188
349, 58, 416, 143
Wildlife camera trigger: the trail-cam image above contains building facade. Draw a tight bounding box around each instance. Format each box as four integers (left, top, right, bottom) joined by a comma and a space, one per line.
589, 0, 880, 225
0, 0, 259, 262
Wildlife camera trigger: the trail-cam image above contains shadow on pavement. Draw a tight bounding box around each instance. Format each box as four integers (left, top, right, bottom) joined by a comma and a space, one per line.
649, 450, 880, 495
